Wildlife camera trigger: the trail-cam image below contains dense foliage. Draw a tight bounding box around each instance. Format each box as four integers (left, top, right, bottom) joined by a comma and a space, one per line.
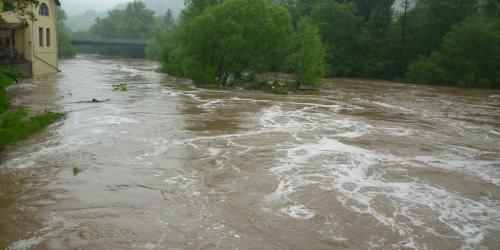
91, 2, 156, 40
57, 9, 76, 58
71, 1, 176, 58
68, 0, 500, 88
156, 0, 326, 88
288, 17, 325, 88
406, 16, 500, 88
145, 9, 176, 60
275, 0, 499, 88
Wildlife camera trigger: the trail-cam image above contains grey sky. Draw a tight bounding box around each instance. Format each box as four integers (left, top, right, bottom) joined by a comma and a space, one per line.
61, 0, 141, 15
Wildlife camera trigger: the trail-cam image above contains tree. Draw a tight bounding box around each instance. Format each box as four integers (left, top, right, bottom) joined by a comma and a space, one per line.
146, 9, 177, 60
87, 1, 157, 57
288, 17, 325, 88
57, 9, 75, 58
181, 0, 222, 20
275, 0, 322, 25
397, 0, 415, 73
483, 0, 500, 17
405, 16, 500, 88
91, 1, 156, 39
311, 1, 362, 76
0, 0, 40, 27
163, 9, 175, 31
165, 0, 293, 87
402, 0, 477, 63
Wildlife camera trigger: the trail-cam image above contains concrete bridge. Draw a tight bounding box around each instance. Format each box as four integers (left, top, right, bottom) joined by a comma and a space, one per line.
69, 38, 148, 47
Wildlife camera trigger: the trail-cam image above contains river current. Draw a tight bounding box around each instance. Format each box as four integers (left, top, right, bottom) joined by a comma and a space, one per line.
1, 56, 500, 249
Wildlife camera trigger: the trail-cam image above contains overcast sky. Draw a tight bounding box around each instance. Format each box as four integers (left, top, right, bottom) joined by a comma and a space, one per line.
61, 0, 135, 15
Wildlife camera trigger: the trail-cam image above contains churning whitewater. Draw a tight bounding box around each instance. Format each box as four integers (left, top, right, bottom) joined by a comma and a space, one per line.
1, 56, 499, 249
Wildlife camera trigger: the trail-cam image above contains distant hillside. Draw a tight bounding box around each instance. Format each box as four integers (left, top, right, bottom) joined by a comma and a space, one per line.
114, 0, 184, 15
66, 0, 184, 31
66, 9, 107, 31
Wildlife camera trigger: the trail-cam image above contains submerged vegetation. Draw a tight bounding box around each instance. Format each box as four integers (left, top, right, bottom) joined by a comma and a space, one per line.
0, 67, 64, 151
112, 83, 128, 91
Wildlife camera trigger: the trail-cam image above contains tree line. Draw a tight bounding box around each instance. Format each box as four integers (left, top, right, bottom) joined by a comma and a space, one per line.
149, 0, 500, 88
65, 1, 174, 58
56, 0, 499, 89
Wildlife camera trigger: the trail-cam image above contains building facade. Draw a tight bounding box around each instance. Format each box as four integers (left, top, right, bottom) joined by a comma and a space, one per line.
0, 0, 61, 76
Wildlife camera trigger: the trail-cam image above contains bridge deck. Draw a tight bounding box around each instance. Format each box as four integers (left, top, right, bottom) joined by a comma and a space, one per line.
70, 38, 148, 47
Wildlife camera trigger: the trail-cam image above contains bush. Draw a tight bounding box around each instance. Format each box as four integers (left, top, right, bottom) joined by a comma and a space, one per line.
269, 82, 289, 95
405, 54, 448, 85
405, 16, 500, 88
163, 0, 293, 87
288, 17, 326, 89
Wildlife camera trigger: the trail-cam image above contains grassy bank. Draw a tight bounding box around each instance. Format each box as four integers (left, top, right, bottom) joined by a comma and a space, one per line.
0, 66, 64, 151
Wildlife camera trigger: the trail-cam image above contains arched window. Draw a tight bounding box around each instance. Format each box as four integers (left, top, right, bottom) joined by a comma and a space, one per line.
39, 3, 49, 16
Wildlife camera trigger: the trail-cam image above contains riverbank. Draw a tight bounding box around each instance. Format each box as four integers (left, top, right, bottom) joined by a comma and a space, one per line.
191, 71, 500, 96
0, 66, 64, 151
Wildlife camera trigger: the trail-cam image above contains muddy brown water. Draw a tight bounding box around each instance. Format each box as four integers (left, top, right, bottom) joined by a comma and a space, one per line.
1, 55, 500, 249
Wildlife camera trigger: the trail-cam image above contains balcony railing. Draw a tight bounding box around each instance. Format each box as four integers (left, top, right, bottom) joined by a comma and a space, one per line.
0, 47, 27, 64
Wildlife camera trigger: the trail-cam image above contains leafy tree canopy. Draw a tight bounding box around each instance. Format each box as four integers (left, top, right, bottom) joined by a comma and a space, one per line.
0, 0, 40, 26
165, 0, 293, 87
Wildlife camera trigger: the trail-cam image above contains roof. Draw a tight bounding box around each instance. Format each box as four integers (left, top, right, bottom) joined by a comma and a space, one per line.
55, 0, 61, 6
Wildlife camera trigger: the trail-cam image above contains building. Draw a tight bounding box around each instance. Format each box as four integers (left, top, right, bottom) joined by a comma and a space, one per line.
0, 0, 61, 76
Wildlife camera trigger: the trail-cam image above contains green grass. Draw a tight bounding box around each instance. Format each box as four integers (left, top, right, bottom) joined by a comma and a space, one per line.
0, 109, 64, 150
0, 66, 64, 151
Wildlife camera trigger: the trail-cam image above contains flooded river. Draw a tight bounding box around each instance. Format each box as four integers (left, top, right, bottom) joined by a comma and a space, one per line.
1, 55, 500, 249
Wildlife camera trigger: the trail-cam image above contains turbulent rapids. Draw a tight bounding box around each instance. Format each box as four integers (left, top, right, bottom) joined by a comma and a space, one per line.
1, 55, 499, 249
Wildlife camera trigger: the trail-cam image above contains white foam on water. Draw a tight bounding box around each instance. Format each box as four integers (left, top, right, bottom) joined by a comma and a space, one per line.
489, 130, 500, 136
266, 135, 500, 248
414, 154, 500, 186
257, 104, 500, 249
372, 101, 416, 113
183, 92, 202, 102
7, 215, 78, 250
279, 204, 315, 220
208, 147, 222, 156
160, 89, 180, 97
90, 115, 138, 125
200, 99, 224, 110
1, 158, 36, 169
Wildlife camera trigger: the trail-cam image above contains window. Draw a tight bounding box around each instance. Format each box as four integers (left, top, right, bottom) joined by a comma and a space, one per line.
3, 0, 15, 12
39, 27, 43, 47
46, 28, 50, 47
39, 3, 49, 16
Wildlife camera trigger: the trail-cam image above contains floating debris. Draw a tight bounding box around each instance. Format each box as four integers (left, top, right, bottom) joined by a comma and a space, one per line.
112, 83, 128, 91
